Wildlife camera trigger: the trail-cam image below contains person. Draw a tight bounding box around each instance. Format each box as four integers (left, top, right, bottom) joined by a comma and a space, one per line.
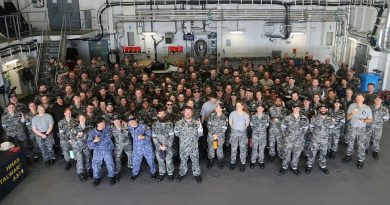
87, 117, 116, 186
32, 105, 55, 167
57, 108, 77, 171
112, 115, 132, 182
174, 106, 203, 183
365, 95, 389, 160
152, 108, 175, 182
278, 103, 309, 176
306, 104, 334, 175
70, 113, 92, 182
206, 102, 228, 169
268, 96, 287, 162
327, 99, 345, 159
228, 100, 250, 172
24, 102, 40, 161
2, 103, 28, 157
249, 103, 269, 169
128, 115, 157, 181
342, 93, 373, 169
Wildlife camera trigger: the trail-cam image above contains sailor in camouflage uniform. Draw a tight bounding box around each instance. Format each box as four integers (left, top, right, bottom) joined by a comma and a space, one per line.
250, 103, 270, 169
112, 115, 132, 182
70, 113, 92, 182
58, 108, 77, 171
25, 102, 40, 160
366, 95, 389, 160
306, 104, 334, 175
2, 103, 28, 157
128, 115, 157, 181
87, 117, 116, 186
174, 106, 203, 183
206, 102, 228, 169
268, 96, 288, 162
152, 108, 175, 182
327, 99, 345, 159
278, 103, 309, 176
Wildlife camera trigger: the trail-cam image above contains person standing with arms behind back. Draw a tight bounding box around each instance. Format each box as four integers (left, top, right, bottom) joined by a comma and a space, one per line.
342, 93, 373, 169
229, 100, 250, 172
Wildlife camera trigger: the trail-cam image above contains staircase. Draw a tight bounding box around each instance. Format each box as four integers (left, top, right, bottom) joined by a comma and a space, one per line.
36, 39, 61, 86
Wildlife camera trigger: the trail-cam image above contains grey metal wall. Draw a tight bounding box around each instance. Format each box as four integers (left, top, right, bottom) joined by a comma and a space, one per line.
47, 0, 81, 31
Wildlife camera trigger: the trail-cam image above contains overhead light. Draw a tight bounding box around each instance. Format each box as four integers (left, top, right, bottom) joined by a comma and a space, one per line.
5, 59, 18, 66
230, 30, 244, 34
142, 31, 156, 36
291, 32, 305, 35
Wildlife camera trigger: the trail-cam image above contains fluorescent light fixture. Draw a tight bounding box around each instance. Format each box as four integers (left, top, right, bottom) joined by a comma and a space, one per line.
230, 30, 244, 34
142, 31, 156, 36
290, 32, 305, 35
5, 59, 18, 66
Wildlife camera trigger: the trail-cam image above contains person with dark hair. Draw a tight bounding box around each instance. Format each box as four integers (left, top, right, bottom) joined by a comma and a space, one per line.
249, 103, 269, 169
174, 106, 203, 183
268, 96, 288, 162
327, 99, 345, 159
112, 115, 132, 182
58, 108, 77, 171
87, 117, 116, 186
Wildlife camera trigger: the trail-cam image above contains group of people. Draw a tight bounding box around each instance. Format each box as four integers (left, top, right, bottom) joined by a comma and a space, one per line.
1, 54, 389, 186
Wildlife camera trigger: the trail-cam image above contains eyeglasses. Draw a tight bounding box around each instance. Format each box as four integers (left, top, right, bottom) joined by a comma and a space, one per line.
166, 104, 173, 106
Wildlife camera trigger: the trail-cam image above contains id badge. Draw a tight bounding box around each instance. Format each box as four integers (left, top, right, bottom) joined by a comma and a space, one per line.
69, 150, 75, 159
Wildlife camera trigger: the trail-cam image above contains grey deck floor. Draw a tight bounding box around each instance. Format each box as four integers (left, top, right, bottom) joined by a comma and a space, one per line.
2, 123, 390, 205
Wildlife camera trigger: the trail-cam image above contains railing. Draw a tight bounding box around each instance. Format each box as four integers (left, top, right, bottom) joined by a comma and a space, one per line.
33, 12, 49, 92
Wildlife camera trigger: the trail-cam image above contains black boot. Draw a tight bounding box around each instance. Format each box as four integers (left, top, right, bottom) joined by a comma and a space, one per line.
259, 163, 265, 169
157, 174, 165, 182
93, 178, 101, 186
151, 173, 158, 181
207, 159, 214, 169
342, 155, 352, 164
357, 161, 364, 169
292, 169, 301, 176
176, 175, 184, 182
305, 166, 311, 174
195, 176, 202, 184
278, 168, 287, 176
64, 161, 72, 171
229, 163, 236, 170
168, 175, 174, 182
320, 167, 329, 175
109, 177, 116, 185
33, 153, 40, 161
373, 151, 379, 160
130, 174, 139, 182
78, 173, 86, 182
250, 163, 255, 169
268, 155, 275, 163
330, 151, 336, 159
44, 161, 50, 167
239, 164, 246, 172
49, 159, 56, 166
365, 149, 369, 154
115, 173, 120, 182
218, 159, 224, 169
87, 169, 92, 179
326, 150, 331, 158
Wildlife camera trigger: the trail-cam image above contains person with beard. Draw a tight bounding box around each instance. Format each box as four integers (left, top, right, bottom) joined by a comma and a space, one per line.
128, 115, 157, 181
34, 84, 53, 105
174, 106, 203, 183
328, 99, 346, 159
268, 96, 288, 162
305, 104, 334, 175
152, 108, 175, 182
102, 102, 117, 122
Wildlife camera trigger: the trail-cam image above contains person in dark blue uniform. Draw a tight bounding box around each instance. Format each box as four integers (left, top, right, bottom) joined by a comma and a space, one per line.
128, 115, 157, 181
87, 117, 116, 186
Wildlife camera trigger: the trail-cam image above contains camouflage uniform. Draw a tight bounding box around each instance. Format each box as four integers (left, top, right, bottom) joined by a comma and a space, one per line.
112, 124, 132, 173
174, 118, 203, 177
152, 120, 175, 176
58, 118, 77, 162
24, 112, 40, 156
366, 105, 389, 152
207, 112, 228, 160
307, 114, 334, 168
281, 114, 309, 169
1, 111, 28, 155
70, 124, 92, 174
328, 109, 346, 152
70, 104, 86, 118
268, 106, 288, 159
250, 113, 270, 164
138, 108, 157, 127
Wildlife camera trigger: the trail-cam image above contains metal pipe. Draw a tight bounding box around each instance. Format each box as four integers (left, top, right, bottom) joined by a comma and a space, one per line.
380, 0, 390, 52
